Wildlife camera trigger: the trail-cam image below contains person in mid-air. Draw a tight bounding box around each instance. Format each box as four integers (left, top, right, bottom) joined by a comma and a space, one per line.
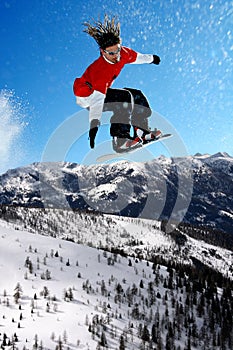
73, 14, 162, 152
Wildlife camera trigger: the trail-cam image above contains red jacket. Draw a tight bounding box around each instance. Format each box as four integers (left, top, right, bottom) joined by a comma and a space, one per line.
73, 46, 138, 97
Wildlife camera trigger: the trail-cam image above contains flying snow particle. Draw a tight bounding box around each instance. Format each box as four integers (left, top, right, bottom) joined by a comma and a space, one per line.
0, 90, 27, 173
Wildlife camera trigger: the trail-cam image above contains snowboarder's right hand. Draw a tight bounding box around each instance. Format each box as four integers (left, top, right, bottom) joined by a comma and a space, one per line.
151, 55, 160, 65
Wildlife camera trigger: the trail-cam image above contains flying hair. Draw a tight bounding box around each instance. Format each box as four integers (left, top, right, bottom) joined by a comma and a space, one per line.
83, 14, 121, 49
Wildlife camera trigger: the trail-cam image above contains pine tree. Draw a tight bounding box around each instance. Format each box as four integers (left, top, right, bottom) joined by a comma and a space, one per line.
67, 287, 74, 301
45, 269, 51, 280
14, 283, 23, 304
57, 336, 63, 350
42, 286, 49, 298
100, 330, 107, 347
28, 260, 33, 274
2, 333, 7, 346
63, 330, 68, 344
132, 303, 140, 320
151, 324, 157, 343
119, 335, 125, 350
101, 280, 107, 296
33, 334, 38, 349
165, 322, 175, 350
141, 325, 150, 342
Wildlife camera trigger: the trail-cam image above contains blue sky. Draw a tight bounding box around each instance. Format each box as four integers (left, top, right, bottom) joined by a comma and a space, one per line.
0, 0, 232, 173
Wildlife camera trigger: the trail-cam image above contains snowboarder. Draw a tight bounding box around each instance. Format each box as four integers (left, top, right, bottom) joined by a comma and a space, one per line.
73, 14, 162, 152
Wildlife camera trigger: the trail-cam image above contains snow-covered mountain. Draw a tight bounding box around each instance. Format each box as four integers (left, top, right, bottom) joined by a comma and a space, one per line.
1, 153, 232, 349
1, 206, 232, 278
0, 153, 232, 235
0, 212, 233, 350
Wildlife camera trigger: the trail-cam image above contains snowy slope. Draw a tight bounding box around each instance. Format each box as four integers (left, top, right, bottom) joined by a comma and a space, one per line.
0, 217, 233, 350
0, 220, 176, 350
1, 206, 233, 280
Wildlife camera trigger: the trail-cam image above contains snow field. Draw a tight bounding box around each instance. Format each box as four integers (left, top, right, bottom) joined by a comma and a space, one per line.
0, 221, 169, 349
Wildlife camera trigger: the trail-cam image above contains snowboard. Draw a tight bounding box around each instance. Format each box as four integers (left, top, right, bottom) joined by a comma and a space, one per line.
96, 133, 172, 162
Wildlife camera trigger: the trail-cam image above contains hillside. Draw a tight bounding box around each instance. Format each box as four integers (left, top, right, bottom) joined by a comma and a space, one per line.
0, 216, 233, 350
0, 206, 232, 279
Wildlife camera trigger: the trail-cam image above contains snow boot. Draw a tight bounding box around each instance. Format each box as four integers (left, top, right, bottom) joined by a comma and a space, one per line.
133, 126, 162, 144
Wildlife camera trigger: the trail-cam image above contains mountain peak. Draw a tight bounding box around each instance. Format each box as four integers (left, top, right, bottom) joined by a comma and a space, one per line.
209, 151, 231, 159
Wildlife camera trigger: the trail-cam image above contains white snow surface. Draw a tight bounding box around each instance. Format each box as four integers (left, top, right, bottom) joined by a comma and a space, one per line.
0, 220, 148, 349
0, 210, 233, 349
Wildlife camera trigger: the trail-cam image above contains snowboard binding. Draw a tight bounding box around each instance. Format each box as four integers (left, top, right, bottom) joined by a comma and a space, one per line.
111, 124, 162, 153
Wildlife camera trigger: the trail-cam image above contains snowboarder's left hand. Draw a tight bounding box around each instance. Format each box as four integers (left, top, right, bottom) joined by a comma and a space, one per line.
151, 55, 160, 65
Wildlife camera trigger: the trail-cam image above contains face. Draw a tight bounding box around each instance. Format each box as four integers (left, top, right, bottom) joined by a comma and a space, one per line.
101, 44, 121, 63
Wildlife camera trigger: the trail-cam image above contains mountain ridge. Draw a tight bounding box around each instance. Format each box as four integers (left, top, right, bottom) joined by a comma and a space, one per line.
0, 152, 232, 234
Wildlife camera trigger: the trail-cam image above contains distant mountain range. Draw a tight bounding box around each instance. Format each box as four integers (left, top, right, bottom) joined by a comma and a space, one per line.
0, 152, 232, 234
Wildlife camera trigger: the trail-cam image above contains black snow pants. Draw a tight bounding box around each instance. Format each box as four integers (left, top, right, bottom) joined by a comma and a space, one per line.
103, 87, 152, 138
